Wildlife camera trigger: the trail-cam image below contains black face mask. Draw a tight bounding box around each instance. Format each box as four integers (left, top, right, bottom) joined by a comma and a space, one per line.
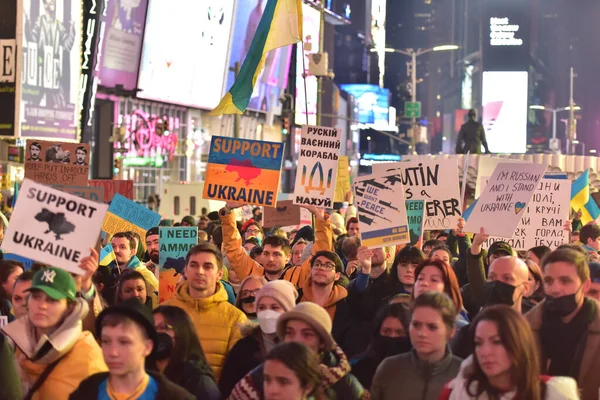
374, 335, 412, 358
240, 296, 256, 304
153, 333, 173, 360
483, 280, 517, 307
543, 292, 580, 317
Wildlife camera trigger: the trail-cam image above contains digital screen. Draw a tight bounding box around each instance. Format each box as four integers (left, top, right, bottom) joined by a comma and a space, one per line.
339, 84, 389, 125
482, 0, 531, 71
295, 3, 321, 125
137, 0, 235, 109
482, 71, 528, 153
226, 0, 293, 114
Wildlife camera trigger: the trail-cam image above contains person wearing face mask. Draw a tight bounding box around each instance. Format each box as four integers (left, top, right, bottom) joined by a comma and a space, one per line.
148, 306, 220, 400
219, 280, 298, 398
526, 247, 600, 400
351, 303, 412, 389
235, 275, 268, 320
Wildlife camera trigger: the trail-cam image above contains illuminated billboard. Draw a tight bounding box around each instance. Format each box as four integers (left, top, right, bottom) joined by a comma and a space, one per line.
339, 84, 389, 126
482, 71, 528, 153
295, 3, 321, 125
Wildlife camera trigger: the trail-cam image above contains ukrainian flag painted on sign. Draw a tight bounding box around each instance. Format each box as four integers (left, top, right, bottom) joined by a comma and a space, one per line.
361, 226, 410, 248
203, 137, 285, 207
102, 194, 162, 248
571, 169, 600, 224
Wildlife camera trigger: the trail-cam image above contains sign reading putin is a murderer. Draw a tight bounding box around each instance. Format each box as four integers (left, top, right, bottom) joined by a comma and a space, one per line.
2, 179, 108, 275
203, 137, 284, 207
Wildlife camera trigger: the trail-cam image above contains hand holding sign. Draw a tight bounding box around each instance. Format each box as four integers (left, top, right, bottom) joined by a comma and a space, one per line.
226, 201, 245, 210
357, 246, 373, 274
299, 204, 325, 221
79, 248, 99, 292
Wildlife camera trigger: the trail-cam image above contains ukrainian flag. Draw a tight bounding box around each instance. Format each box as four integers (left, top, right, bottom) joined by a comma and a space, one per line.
99, 244, 116, 266
571, 170, 600, 224
209, 0, 303, 115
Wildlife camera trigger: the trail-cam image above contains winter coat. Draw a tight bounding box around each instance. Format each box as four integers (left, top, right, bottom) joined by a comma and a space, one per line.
108, 255, 159, 293
69, 370, 194, 400
229, 343, 367, 400
2, 299, 108, 399
164, 280, 247, 380
370, 349, 462, 400
0, 332, 21, 400
440, 355, 580, 400
163, 359, 220, 400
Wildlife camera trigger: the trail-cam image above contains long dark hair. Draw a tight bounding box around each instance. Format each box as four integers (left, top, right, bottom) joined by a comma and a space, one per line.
150, 306, 214, 379
362, 303, 412, 359
467, 305, 543, 400
388, 246, 425, 289
0, 260, 23, 299
265, 342, 321, 395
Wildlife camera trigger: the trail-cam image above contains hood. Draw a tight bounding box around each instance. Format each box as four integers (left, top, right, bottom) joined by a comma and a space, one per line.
301, 280, 348, 309
174, 280, 229, 311
108, 255, 141, 271
2, 298, 89, 365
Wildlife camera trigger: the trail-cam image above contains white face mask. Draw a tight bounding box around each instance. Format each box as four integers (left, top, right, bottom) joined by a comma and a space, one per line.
257, 309, 281, 334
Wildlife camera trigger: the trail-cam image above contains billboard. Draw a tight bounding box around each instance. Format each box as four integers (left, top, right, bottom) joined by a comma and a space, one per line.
98, 0, 149, 91
18, 0, 82, 140
0, 0, 17, 137
295, 3, 321, 125
137, 0, 235, 109
482, 71, 528, 154
339, 84, 389, 126
226, 0, 293, 114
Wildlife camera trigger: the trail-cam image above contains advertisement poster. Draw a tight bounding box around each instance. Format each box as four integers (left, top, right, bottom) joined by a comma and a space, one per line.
353, 172, 410, 249
406, 200, 425, 245
24, 140, 90, 186
19, 0, 82, 140
263, 201, 302, 228
334, 156, 350, 202
226, 0, 292, 113
0, 0, 17, 137
137, 0, 235, 109
53, 185, 104, 203
295, 3, 320, 125
158, 227, 197, 303
99, 0, 148, 90
3, 179, 108, 275
482, 179, 570, 251
465, 163, 548, 238
102, 194, 161, 246
293, 125, 341, 208
202, 137, 284, 207
373, 159, 463, 230
89, 179, 134, 203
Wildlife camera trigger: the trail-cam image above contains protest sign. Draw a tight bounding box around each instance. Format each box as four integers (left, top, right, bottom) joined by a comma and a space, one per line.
89, 180, 134, 203
465, 163, 548, 238
2, 179, 108, 275
3, 253, 34, 270
334, 156, 351, 203
102, 194, 161, 247
406, 200, 425, 245
293, 125, 341, 208
158, 227, 198, 303
203, 137, 284, 207
263, 201, 302, 228
53, 185, 104, 203
475, 158, 531, 198
25, 141, 90, 186
353, 171, 410, 248
373, 159, 463, 230
482, 179, 571, 251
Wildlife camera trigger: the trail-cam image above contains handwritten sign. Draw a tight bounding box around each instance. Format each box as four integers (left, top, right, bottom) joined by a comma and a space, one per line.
203, 137, 284, 207
102, 194, 161, 246
263, 201, 302, 228
406, 200, 425, 245
334, 156, 350, 203
53, 185, 104, 203
293, 125, 341, 208
25, 141, 90, 186
373, 159, 463, 230
2, 179, 108, 275
475, 158, 531, 198
89, 180, 134, 203
465, 163, 548, 238
158, 227, 198, 303
482, 179, 571, 251
353, 171, 410, 249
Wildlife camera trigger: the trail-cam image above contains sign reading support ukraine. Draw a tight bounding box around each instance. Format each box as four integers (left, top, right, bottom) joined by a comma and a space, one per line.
102, 194, 161, 248
203, 137, 284, 207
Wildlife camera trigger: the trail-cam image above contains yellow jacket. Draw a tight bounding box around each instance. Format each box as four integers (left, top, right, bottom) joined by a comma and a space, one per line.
164, 280, 247, 380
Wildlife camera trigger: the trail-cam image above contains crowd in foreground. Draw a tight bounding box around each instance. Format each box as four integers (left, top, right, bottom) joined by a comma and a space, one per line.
0, 200, 598, 400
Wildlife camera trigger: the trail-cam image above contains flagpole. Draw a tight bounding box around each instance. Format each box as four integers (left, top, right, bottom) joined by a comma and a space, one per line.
301, 41, 310, 126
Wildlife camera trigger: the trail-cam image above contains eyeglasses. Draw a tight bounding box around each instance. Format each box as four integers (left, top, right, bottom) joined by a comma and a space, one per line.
312, 262, 336, 271
240, 288, 261, 297
246, 229, 261, 235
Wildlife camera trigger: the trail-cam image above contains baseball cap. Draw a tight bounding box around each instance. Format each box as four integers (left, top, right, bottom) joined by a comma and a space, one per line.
26, 267, 77, 301
488, 241, 513, 257
146, 227, 159, 239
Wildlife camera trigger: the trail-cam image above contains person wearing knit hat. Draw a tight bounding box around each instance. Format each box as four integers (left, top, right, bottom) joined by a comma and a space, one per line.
145, 227, 160, 269
219, 280, 299, 398
229, 302, 367, 400
181, 215, 196, 227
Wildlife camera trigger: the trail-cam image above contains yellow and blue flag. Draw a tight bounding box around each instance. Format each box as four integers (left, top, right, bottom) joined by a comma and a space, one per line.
571, 169, 600, 224
99, 244, 116, 266
209, 0, 303, 116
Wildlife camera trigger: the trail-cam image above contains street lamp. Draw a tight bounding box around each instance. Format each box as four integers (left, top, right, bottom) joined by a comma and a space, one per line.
529, 105, 581, 140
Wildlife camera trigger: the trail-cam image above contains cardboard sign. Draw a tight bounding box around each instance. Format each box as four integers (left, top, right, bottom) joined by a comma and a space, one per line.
334, 156, 351, 203
465, 163, 548, 238
25, 141, 90, 186
263, 201, 302, 228
2, 179, 108, 275
89, 180, 134, 203
53, 185, 104, 203
293, 125, 341, 208
373, 159, 463, 230
353, 171, 410, 249
158, 227, 198, 303
475, 158, 531, 198
203, 137, 284, 207
482, 179, 571, 251
102, 194, 161, 246
406, 200, 425, 245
